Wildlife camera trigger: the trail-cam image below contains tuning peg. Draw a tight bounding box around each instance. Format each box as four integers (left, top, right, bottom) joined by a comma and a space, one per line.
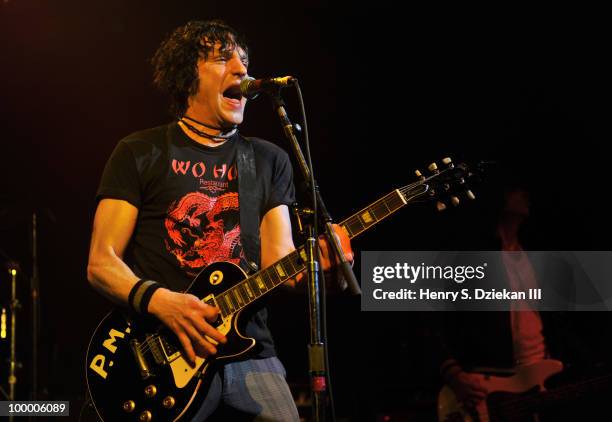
442, 157, 454, 168
428, 162, 439, 173
415, 169, 425, 181
436, 201, 447, 212
466, 190, 476, 200
451, 196, 460, 206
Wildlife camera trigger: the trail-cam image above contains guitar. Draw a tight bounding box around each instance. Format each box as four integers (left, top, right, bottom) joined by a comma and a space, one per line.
86, 157, 477, 422
438, 359, 612, 422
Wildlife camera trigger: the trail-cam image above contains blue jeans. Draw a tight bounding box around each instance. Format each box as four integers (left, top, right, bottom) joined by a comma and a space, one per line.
190, 357, 300, 421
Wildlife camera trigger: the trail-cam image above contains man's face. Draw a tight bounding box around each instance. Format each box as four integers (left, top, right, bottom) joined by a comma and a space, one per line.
189, 40, 249, 128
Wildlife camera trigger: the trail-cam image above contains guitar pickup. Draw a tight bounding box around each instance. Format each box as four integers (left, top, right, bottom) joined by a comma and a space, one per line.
148, 335, 167, 366
159, 335, 181, 363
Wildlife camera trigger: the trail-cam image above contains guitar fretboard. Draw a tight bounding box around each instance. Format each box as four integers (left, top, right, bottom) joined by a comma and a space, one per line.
493, 372, 612, 417
215, 189, 409, 319
340, 189, 408, 238
216, 249, 305, 318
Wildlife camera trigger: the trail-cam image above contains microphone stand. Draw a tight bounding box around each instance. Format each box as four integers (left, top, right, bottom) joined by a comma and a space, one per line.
267, 86, 360, 422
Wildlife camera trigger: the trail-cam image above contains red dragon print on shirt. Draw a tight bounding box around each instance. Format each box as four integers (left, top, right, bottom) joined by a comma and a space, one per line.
164, 191, 244, 271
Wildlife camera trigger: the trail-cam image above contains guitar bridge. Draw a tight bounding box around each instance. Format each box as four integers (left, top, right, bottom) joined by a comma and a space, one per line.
129, 339, 152, 379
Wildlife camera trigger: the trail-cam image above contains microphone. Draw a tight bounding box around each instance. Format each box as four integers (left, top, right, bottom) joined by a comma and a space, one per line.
240, 76, 296, 99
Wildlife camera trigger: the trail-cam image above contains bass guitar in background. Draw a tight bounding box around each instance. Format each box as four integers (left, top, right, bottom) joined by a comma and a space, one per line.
438, 359, 612, 422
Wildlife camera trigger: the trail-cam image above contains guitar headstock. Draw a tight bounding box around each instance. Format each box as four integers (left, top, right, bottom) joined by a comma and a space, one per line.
403, 157, 481, 211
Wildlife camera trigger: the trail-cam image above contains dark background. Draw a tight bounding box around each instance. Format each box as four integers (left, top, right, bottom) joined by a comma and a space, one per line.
1, 1, 611, 420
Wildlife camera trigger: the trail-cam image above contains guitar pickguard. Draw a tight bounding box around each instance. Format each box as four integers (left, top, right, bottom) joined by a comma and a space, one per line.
168, 294, 235, 389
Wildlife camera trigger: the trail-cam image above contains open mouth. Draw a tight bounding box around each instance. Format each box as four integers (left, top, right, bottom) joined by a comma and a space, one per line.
222, 85, 243, 101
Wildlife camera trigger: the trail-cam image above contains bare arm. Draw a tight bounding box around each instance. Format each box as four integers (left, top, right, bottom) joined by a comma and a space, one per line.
87, 198, 141, 301
87, 198, 225, 364
260, 205, 300, 287
259, 204, 353, 288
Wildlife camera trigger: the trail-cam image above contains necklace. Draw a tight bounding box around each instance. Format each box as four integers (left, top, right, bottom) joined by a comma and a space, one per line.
179, 118, 237, 141
182, 115, 237, 132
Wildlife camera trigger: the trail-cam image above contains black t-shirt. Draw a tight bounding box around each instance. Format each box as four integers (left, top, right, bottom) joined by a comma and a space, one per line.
96, 122, 295, 357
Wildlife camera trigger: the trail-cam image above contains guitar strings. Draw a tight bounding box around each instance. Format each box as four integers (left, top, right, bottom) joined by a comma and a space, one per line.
134, 186, 419, 358
134, 268, 304, 355
134, 179, 439, 357
492, 371, 612, 419
135, 267, 307, 356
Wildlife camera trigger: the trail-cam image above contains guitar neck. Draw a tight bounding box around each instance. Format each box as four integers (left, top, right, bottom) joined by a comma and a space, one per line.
339, 188, 410, 239
539, 372, 612, 405
490, 371, 612, 420
214, 187, 424, 318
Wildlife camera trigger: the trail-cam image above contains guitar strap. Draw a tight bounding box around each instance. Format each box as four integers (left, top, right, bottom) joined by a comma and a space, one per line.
236, 135, 262, 271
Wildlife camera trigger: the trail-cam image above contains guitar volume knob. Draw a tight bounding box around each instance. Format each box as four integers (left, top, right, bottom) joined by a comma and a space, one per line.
163, 396, 176, 409
139, 410, 152, 422
144, 385, 157, 398
122, 400, 136, 413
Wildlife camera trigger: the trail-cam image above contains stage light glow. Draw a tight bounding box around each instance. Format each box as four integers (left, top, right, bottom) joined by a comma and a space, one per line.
0, 308, 6, 339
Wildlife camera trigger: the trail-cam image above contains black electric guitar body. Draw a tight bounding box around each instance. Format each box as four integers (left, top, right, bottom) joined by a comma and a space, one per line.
86, 157, 480, 421
86, 262, 256, 422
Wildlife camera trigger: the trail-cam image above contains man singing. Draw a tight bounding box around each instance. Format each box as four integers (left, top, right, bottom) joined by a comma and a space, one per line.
87, 20, 351, 421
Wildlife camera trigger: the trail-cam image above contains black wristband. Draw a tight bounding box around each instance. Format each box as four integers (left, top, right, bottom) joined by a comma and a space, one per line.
139, 283, 162, 315
127, 279, 148, 313
128, 279, 162, 314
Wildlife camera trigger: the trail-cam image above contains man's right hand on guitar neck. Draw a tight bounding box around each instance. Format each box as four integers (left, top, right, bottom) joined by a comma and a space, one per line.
148, 288, 227, 365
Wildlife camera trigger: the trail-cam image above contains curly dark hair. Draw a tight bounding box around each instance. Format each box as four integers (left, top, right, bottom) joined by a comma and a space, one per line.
152, 20, 249, 117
